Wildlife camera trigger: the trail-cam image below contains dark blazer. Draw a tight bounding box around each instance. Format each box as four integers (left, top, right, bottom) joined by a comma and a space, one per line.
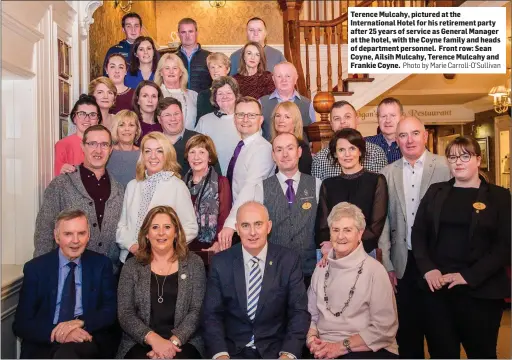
176, 44, 212, 93
117, 253, 206, 358
13, 249, 117, 358
412, 177, 511, 299
174, 129, 222, 177
202, 242, 310, 358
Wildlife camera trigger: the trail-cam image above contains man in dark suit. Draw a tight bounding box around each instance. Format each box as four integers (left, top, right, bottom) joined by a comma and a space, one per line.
202, 201, 310, 359
13, 210, 118, 359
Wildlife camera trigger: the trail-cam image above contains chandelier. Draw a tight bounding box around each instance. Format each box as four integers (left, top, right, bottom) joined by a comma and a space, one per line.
489, 66, 511, 114
114, 0, 133, 13
209, 1, 226, 8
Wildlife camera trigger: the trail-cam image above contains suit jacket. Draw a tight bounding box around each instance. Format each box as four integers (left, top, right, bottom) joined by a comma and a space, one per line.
13, 249, 117, 358
412, 177, 511, 299
378, 152, 451, 278
116, 253, 206, 358
202, 242, 310, 359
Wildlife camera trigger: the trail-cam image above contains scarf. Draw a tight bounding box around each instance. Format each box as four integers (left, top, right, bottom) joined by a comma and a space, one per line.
185, 166, 219, 243
134, 171, 174, 243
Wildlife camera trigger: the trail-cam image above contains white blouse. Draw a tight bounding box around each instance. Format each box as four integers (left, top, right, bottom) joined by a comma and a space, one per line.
116, 172, 198, 263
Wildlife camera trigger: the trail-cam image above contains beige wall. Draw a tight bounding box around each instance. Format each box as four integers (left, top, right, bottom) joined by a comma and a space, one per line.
155, 1, 283, 47
89, 0, 157, 80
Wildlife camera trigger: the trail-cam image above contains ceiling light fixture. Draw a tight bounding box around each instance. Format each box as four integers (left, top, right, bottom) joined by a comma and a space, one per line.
209, 1, 226, 8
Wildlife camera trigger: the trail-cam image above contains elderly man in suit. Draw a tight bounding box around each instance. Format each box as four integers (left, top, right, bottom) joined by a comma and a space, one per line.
378, 116, 451, 359
14, 210, 118, 359
202, 201, 310, 359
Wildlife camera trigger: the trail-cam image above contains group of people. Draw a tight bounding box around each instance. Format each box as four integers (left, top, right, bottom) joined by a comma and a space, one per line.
12, 10, 511, 360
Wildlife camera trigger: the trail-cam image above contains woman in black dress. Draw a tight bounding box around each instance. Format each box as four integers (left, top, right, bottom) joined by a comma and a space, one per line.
315, 128, 388, 255
117, 205, 206, 359
412, 135, 510, 359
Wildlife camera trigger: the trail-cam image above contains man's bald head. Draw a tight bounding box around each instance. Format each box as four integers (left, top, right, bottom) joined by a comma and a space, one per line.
396, 116, 428, 163
236, 201, 270, 222
236, 201, 272, 256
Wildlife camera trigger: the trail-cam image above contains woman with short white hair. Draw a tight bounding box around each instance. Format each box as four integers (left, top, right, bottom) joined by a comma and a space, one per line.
307, 202, 398, 359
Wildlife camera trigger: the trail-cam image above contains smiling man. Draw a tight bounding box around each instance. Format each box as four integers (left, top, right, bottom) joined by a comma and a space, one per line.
378, 116, 451, 359
34, 125, 124, 273
15, 210, 119, 358
203, 201, 310, 359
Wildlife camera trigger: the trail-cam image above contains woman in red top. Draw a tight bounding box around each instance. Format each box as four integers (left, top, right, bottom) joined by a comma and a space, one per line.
183, 134, 232, 253
105, 53, 135, 114
233, 42, 275, 99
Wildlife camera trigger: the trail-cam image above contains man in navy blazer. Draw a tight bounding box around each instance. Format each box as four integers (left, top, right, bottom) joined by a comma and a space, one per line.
13, 210, 118, 359
202, 201, 310, 359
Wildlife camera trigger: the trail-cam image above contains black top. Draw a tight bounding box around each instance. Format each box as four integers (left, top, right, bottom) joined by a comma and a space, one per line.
315, 169, 388, 252
150, 271, 178, 339
436, 187, 479, 273
412, 177, 511, 299
79, 165, 111, 229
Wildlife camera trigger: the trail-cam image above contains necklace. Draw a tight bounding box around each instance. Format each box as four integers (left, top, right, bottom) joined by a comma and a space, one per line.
153, 261, 173, 304
323, 255, 366, 317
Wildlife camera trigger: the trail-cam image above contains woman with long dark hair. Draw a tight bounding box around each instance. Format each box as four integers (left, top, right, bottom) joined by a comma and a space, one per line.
125, 36, 159, 89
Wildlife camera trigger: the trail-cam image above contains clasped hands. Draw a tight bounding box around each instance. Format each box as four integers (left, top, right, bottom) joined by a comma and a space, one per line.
308, 337, 345, 359
146, 332, 182, 359
424, 269, 467, 292
50, 319, 92, 344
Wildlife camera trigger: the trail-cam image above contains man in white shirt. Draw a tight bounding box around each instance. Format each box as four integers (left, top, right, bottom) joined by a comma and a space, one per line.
202, 201, 309, 359
378, 116, 451, 358
224, 132, 321, 287
218, 97, 275, 249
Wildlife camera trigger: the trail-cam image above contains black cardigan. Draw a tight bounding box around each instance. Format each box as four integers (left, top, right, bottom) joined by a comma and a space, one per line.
412, 177, 511, 299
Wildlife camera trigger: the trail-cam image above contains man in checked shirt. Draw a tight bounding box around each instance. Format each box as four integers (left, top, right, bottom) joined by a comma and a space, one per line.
312, 100, 388, 180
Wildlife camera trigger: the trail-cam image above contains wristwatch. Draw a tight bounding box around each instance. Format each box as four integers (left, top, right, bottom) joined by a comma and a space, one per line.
343, 339, 352, 353
171, 338, 181, 347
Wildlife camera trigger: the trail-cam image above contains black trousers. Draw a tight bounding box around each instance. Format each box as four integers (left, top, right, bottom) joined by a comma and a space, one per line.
124, 342, 201, 359
395, 251, 426, 359
423, 286, 504, 359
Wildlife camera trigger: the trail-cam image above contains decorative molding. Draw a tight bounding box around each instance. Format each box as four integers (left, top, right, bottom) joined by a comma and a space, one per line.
80, 0, 103, 39
1, 11, 44, 43
2, 59, 36, 79
1, 305, 18, 321
1, 276, 23, 301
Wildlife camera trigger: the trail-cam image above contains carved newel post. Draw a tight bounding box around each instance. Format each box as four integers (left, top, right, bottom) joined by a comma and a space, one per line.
306, 91, 335, 154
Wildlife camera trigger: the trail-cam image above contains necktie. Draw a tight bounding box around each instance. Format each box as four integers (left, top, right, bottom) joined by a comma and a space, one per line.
285, 179, 296, 207
58, 262, 77, 323
227, 140, 244, 186
247, 257, 262, 348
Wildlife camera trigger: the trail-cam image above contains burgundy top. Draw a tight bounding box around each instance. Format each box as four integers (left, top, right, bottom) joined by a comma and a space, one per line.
111, 88, 135, 114
233, 71, 275, 99
138, 121, 163, 145
188, 175, 232, 251
79, 165, 111, 229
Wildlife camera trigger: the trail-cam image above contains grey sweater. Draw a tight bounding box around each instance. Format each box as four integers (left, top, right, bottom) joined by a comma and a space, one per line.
116, 252, 206, 358
33, 166, 124, 270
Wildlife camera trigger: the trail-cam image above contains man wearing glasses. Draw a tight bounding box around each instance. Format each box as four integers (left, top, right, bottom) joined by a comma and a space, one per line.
378, 116, 451, 359
35, 125, 125, 274
366, 97, 404, 163
217, 97, 276, 250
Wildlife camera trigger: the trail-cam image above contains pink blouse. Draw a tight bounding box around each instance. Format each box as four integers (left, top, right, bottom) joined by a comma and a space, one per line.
54, 134, 84, 176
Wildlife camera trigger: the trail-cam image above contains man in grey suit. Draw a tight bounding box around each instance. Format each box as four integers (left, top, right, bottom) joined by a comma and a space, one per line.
378, 116, 451, 359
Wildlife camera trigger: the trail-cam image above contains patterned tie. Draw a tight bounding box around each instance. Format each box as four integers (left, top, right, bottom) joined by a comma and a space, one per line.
58, 262, 77, 323
285, 179, 296, 207
227, 140, 245, 186
247, 257, 262, 348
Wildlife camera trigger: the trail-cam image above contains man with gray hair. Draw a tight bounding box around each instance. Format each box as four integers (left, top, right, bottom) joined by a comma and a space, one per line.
378, 115, 451, 358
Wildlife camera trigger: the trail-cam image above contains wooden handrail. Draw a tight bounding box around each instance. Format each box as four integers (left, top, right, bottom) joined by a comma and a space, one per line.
298, 0, 374, 27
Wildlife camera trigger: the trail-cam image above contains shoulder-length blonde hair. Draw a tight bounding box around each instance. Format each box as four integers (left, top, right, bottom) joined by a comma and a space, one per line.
238, 41, 267, 76
88, 76, 117, 97
111, 109, 141, 144
135, 205, 189, 265
136, 132, 181, 181
154, 53, 188, 91
270, 101, 304, 141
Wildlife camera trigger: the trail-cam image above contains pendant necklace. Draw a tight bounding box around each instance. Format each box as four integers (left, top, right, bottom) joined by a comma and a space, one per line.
154, 261, 173, 304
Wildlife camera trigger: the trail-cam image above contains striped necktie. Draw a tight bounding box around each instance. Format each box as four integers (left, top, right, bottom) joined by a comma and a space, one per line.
246, 256, 262, 348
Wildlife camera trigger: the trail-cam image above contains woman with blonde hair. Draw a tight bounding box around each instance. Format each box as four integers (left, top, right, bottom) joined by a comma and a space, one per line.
106, 110, 141, 186
89, 77, 117, 130
117, 205, 205, 359
233, 41, 275, 99
270, 101, 312, 174
116, 132, 198, 264
154, 53, 197, 130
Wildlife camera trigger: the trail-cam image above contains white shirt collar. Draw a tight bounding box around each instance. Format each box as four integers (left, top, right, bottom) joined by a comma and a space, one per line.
403, 149, 427, 167
276, 170, 301, 185
242, 242, 268, 266
241, 131, 261, 147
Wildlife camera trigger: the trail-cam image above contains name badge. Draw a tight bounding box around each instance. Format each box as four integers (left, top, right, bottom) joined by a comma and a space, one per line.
302, 202, 312, 210
473, 202, 486, 213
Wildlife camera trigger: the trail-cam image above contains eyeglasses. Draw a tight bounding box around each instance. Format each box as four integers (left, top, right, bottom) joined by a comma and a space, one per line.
85, 141, 111, 150
447, 154, 472, 163
235, 112, 261, 120
75, 111, 99, 120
